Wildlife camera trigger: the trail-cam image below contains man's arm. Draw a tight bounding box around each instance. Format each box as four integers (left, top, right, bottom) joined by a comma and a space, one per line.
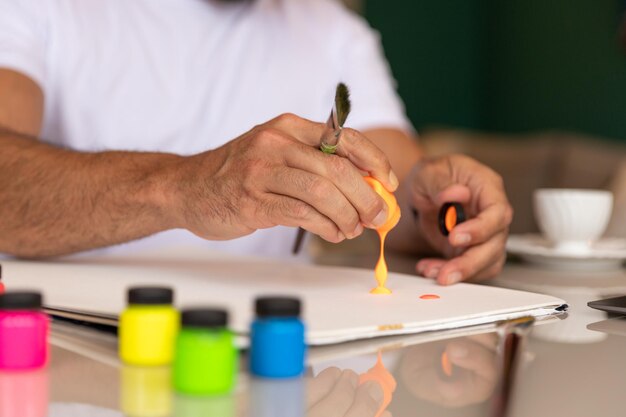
0, 70, 398, 258
0, 69, 183, 257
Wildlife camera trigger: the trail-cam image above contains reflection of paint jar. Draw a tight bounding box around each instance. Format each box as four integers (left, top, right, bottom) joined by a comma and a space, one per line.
0, 369, 49, 417
173, 308, 237, 395
119, 287, 179, 366
249, 377, 305, 417
0, 292, 49, 370
0, 265, 5, 293
174, 394, 235, 417
121, 366, 172, 417
250, 297, 306, 378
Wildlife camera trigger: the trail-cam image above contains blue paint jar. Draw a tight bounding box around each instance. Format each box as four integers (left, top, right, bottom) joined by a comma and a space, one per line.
250, 297, 305, 378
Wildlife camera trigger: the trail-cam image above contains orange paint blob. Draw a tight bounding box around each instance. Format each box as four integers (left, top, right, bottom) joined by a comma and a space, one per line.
444, 205, 457, 233
419, 294, 440, 300
441, 351, 453, 377
364, 177, 401, 295
359, 351, 397, 417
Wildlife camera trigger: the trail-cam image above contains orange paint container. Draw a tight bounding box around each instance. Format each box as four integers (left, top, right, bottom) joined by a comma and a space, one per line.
439, 203, 466, 236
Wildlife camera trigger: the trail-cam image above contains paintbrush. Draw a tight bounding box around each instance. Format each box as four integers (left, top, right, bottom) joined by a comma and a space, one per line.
292, 83, 352, 254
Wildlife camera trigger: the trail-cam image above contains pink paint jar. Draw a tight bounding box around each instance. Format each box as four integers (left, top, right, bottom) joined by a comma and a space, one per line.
0, 292, 49, 370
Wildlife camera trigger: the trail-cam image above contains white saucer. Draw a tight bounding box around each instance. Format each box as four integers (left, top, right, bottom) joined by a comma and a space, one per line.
506, 234, 626, 271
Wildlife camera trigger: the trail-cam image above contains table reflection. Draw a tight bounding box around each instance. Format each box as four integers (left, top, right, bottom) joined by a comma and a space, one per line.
398, 334, 499, 409
120, 366, 171, 417
0, 369, 48, 417
174, 393, 235, 417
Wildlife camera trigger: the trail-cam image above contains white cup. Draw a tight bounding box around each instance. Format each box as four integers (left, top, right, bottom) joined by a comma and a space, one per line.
533, 189, 614, 253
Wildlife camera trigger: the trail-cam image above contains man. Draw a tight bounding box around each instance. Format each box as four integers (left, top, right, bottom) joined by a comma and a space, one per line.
0, 0, 512, 285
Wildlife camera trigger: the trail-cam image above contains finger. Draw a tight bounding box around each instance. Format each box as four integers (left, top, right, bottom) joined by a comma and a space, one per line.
265, 166, 363, 238
448, 202, 512, 248
436, 232, 507, 285
307, 367, 342, 407
270, 114, 398, 192
433, 184, 472, 206
444, 340, 498, 382
471, 253, 507, 282
335, 128, 398, 192
344, 381, 385, 417
283, 144, 388, 229
416, 258, 446, 279
269, 113, 327, 146
307, 370, 359, 417
263, 194, 345, 243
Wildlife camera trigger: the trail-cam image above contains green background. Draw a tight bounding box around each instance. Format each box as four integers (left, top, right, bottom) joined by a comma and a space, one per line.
364, 0, 626, 142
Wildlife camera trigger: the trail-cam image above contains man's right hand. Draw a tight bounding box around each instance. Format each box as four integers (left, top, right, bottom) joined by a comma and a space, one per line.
169, 113, 399, 243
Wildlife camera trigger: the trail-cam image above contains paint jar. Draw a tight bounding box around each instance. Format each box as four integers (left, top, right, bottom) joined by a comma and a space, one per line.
121, 366, 172, 417
250, 297, 305, 378
119, 287, 179, 366
0, 291, 49, 370
173, 308, 237, 395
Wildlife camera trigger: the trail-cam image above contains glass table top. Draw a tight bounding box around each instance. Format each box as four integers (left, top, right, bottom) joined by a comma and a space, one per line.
1, 262, 625, 417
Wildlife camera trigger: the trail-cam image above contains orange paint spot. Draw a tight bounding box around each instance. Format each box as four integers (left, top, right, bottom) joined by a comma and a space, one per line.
441, 351, 453, 377
419, 294, 440, 300
364, 177, 401, 295
445, 205, 457, 233
359, 351, 397, 417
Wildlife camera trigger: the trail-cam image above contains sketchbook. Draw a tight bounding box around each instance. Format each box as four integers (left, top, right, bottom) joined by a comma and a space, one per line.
1, 246, 567, 346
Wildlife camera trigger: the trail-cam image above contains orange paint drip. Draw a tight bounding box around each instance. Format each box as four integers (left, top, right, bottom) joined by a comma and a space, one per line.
441, 351, 453, 377
445, 205, 457, 233
419, 294, 440, 300
359, 351, 397, 417
364, 177, 401, 295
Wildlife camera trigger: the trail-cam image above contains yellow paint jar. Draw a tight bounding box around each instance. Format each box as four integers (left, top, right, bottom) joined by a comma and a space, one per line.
119, 287, 179, 366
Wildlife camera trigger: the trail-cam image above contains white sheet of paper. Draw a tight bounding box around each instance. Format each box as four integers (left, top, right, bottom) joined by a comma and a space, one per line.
1, 247, 566, 346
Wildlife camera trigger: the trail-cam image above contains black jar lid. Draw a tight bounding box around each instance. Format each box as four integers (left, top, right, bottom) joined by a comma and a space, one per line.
181, 308, 228, 328
255, 296, 301, 318
127, 287, 174, 305
0, 291, 43, 310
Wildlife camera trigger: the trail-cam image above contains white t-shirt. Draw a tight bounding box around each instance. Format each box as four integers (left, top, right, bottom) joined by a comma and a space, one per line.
0, 0, 412, 259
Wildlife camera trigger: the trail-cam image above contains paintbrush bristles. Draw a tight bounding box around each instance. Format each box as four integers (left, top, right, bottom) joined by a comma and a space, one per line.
334, 83, 351, 127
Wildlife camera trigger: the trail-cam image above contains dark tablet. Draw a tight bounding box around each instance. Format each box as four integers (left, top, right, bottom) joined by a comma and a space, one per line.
588, 295, 626, 315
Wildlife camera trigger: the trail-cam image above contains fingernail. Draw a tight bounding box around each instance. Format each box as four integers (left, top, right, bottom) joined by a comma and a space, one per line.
365, 381, 384, 404
350, 223, 364, 238
453, 233, 471, 246
416, 263, 426, 275
372, 207, 388, 228
448, 344, 468, 359
337, 232, 346, 242
426, 267, 440, 279
389, 171, 399, 190
446, 271, 462, 285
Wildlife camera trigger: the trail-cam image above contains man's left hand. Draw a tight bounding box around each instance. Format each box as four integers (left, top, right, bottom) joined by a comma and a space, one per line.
408, 154, 513, 285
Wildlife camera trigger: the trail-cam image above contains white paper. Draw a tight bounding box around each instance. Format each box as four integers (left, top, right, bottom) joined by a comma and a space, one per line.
1, 247, 566, 346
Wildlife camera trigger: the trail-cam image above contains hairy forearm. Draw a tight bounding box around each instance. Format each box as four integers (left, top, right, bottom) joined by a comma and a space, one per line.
0, 130, 182, 258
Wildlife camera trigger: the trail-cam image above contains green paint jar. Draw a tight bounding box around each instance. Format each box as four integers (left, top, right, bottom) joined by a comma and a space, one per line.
173, 308, 237, 396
